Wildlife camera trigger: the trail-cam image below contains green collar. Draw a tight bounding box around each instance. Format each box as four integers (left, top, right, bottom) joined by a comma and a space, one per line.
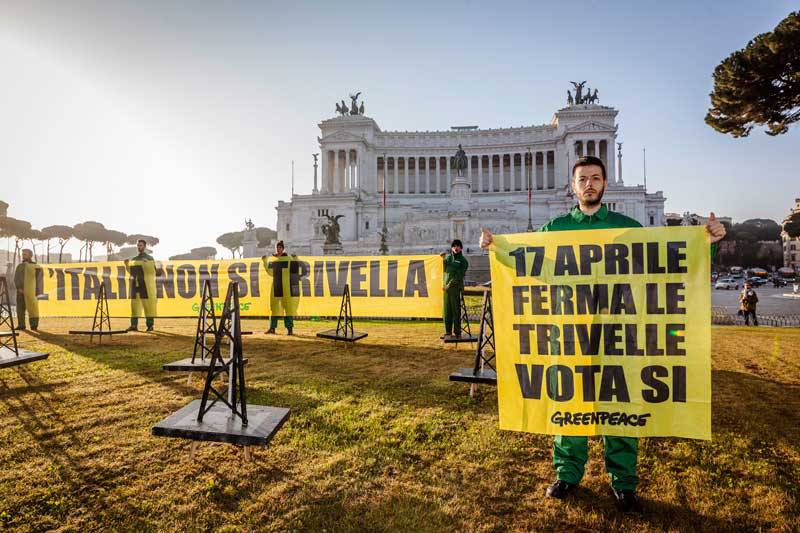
570, 203, 609, 223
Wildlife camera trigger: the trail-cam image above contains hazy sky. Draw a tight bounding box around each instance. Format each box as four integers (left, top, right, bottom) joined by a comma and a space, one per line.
1, 1, 797, 259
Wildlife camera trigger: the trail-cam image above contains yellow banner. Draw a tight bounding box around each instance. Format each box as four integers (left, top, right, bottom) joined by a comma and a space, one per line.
19, 255, 444, 319
490, 227, 711, 439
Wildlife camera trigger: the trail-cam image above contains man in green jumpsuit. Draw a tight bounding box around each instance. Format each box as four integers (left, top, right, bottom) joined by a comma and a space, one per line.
14, 249, 39, 330
442, 239, 468, 338
263, 240, 297, 335
480, 156, 726, 512
125, 239, 157, 332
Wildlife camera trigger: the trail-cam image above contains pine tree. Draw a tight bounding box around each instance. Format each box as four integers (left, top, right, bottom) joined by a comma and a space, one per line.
706, 12, 800, 137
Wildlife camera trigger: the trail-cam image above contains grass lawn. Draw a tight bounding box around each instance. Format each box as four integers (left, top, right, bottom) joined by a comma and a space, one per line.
1, 319, 798, 532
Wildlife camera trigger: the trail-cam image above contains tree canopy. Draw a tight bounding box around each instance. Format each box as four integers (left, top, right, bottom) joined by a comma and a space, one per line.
216, 231, 244, 258
784, 211, 800, 239
255, 227, 277, 248
41, 225, 74, 262
706, 11, 800, 137
126, 234, 160, 247
169, 246, 217, 261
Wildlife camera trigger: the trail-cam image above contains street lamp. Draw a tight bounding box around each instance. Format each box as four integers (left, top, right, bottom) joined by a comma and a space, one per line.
526, 147, 534, 231
379, 152, 389, 255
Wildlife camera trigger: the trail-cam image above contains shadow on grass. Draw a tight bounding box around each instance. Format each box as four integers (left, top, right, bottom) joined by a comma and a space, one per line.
30, 327, 489, 415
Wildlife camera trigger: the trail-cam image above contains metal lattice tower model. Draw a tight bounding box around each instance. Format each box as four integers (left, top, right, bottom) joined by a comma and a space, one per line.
197, 282, 248, 426
472, 291, 496, 375
191, 279, 217, 364
334, 284, 355, 338
0, 278, 19, 355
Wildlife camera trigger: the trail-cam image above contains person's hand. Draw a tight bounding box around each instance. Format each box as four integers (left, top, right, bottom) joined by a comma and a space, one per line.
439, 252, 446, 258
124, 259, 129, 265
261, 255, 267, 261
706, 213, 726, 243
479, 228, 493, 249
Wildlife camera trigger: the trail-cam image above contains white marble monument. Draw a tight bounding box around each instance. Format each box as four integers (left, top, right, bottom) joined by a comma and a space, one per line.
276, 87, 666, 255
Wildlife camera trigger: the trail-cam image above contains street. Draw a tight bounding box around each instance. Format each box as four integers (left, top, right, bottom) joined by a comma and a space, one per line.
711, 285, 800, 315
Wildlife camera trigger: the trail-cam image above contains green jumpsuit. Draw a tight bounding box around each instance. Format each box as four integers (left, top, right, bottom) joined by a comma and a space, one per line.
537, 205, 643, 490
443, 252, 468, 336
495, 204, 717, 491
128, 252, 157, 329
14, 259, 39, 330
263, 253, 297, 330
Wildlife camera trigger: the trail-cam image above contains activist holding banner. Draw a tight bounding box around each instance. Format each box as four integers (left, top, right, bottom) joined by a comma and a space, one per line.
125, 239, 157, 332
262, 240, 298, 335
14, 249, 40, 330
480, 155, 726, 513
441, 239, 468, 338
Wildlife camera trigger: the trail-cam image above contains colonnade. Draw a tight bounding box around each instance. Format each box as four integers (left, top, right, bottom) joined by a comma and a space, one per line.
375, 150, 557, 194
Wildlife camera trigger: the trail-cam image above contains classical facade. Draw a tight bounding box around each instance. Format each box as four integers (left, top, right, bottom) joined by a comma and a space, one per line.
275, 89, 666, 255
782, 198, 800, 270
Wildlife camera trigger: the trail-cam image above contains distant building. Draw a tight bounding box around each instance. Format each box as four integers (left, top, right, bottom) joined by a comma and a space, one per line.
782, 198, 800, 270
665, 212, 732, 227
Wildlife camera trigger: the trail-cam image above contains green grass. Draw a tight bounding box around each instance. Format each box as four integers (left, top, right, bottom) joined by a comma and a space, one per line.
0, 319, 798, 531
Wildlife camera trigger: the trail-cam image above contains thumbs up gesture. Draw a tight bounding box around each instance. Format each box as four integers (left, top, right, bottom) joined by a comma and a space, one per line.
706, 213, 726, 243
479, 228, 494, 249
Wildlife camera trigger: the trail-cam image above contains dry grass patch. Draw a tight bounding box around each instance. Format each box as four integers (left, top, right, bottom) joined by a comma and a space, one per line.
0, 319, 798, 531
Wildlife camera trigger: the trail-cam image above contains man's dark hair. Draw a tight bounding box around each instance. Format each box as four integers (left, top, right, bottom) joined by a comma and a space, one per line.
137, 239, 147, 246
572, 155, 607, 180
451, 239, 463, 248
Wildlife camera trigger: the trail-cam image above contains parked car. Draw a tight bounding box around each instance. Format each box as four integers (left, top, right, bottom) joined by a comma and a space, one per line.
715, 278, 740, 290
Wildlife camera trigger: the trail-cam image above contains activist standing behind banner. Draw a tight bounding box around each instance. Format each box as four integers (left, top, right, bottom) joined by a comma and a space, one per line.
739, 281, 759, 326
262, 240, 297, 335
480, 155, 726, 512
125, 239, 157, 332
441, 239, 468, 339
14, 249, 39, 331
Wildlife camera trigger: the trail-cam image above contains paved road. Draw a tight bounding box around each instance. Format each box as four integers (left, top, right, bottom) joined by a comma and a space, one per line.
711, 285, 800, 315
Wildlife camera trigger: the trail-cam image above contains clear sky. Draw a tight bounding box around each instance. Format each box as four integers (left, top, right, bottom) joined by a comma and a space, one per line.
1, 0, 797, 259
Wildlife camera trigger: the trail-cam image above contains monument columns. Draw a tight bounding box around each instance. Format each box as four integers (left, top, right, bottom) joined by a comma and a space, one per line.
392, 156, 400, 194
501, 154, 506, 191
467, 156, 472, 191
344, 149, 350, 191
489, 155, 494, 192
545, 150, 551, 189
478, 155, 484, 192
403, 156, 409, 194
333, 150, 340, 193
521, 152, 526, 192
509, 153, 515, 191
424, 157, 430, 194
446, 156, 451, 192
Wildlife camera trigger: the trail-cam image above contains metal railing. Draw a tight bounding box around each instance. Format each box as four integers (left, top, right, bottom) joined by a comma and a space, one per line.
711, 306, 800, 327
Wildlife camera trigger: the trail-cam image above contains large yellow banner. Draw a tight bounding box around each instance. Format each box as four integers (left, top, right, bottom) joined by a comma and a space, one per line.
20, 255, 443, 319
490, 227, 711, 439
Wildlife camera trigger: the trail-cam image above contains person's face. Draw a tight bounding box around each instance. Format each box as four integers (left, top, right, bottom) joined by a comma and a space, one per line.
21, 250, 32, 261
452, 244, 462, 254
276, 244, 284, 254
572, 165, 606, 207
137, 241, 145, 253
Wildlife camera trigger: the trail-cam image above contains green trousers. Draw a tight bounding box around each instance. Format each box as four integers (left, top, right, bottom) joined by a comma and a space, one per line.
269, 295, 295, 330
130, 316, 154, 328
16, 295, 39, 329
269, 315, 294, 329
554, 435, 639, 491
443, 287, 461, 335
